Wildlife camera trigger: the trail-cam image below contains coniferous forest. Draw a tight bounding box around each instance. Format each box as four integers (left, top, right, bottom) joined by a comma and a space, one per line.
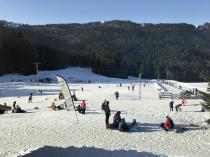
1, 20, 210, 81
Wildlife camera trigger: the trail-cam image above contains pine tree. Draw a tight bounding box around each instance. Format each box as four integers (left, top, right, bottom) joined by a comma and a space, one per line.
200, 91, 210, 112
199, 76, 210, 124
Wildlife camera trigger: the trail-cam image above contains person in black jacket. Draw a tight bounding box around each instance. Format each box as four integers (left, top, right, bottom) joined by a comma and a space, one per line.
114, 91, 119, 100
102, 101, 111, 128
169, 101, 174, 111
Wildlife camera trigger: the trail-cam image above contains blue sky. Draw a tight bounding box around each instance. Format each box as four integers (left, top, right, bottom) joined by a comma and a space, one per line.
0, 0, 209, 25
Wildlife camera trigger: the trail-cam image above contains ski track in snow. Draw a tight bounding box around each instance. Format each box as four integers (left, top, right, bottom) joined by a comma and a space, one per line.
0, 67, 209, 157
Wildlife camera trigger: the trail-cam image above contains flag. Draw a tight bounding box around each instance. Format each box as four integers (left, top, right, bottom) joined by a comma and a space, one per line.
56, 75, 79, 123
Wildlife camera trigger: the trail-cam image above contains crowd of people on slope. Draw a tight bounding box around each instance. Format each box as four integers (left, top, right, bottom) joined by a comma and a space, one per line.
1, 80, 206, 134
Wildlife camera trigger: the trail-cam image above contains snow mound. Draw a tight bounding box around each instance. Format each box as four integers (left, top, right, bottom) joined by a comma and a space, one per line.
17, 146, 165, 157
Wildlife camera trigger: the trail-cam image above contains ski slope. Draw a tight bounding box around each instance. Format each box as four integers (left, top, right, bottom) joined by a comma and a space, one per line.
0, 67, 209, 157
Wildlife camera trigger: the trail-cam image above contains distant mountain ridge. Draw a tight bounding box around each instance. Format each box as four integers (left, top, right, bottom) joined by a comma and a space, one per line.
1, 20, 210, 81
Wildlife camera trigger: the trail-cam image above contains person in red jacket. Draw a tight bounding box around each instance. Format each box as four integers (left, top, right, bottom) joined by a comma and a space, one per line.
80, 100, 86, 114
164, 116, 171, 130
160, 116, 175, 131
162, 116, 174, 131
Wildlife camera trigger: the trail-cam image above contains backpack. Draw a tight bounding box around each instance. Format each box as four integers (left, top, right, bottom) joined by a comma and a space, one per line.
101, 102, 106, 110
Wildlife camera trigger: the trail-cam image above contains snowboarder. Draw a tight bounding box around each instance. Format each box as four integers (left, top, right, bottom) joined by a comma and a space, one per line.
81, 87, 84, 91
169, 101, 174, 111
114, 91, 119, 100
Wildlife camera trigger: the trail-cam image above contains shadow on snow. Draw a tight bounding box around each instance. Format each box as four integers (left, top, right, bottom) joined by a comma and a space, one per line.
20, 146, 164, 157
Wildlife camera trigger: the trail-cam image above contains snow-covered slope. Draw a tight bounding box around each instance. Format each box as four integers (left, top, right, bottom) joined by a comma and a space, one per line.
0, 67, 209, 157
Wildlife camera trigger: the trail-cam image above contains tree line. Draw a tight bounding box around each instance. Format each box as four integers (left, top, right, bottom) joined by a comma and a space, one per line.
1, 20, 210, 81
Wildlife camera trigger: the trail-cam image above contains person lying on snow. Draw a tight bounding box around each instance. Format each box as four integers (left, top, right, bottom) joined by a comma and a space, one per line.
76, 100, 86, 114
160, 116, 174, 131
48, 102, 57, 111
48, 102, 64, 111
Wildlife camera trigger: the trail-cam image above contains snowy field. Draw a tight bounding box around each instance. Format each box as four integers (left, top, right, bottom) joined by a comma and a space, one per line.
0, 68, 210, 157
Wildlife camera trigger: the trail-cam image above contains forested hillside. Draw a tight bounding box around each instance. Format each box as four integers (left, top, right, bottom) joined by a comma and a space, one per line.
1, 20, 210, 81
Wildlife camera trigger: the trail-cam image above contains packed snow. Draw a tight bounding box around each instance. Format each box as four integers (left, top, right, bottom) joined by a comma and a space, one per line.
0, 67, 210, 157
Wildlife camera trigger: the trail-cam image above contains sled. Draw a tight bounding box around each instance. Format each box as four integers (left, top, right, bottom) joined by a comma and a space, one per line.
128, 126, 141, 132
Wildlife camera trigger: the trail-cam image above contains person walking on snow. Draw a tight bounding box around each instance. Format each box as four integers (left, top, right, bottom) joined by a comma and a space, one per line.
28, 93, 33, 103
114, 91, 119, 100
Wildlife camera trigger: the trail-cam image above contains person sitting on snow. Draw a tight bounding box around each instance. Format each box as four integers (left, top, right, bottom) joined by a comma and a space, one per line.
80, 100, 86, 114
48, 102, 57, 111
118, 118, 129, 132
113, 111, 122, 128
130, 119, 138, 128
12, 105, 26, 113
160, 116, 174, 131
201, 106, 206, 112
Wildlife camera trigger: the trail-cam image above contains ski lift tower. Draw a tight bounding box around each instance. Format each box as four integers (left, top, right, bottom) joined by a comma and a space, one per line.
139, 73, 142, 100
34, 62, 40, 85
